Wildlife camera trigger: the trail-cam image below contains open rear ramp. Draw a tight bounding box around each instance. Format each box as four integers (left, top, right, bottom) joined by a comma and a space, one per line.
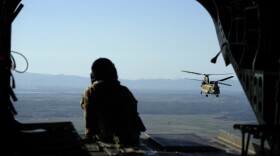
1, 122, 241, 155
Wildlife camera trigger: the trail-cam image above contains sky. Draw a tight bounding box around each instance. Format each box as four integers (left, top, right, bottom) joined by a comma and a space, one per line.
11, 0, 236, 80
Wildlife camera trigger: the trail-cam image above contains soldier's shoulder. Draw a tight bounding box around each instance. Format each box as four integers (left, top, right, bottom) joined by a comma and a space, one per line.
84, 82, 98, 92
118, 85, 133, 95
86, 80, 105, 91
118, 84, 127, 90
83, 86, 92, 95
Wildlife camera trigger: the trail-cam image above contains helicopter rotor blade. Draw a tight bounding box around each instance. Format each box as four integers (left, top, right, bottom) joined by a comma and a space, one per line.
218, 82, 232, 86
207, 73, 234, 76
182, 70, 233, 76
181, 70, 204, 75
185, 78, 202, 81
218, 76, 234, 81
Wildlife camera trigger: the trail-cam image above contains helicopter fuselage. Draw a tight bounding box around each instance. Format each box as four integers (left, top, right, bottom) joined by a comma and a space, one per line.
182, 70, 233, 97
201, 83, 220, 97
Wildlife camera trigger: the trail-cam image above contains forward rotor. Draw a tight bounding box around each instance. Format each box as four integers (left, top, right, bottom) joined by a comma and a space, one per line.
184, 78, 202, 81
215, 76, 234, 86
218, 76, 234, 82
181, 70, 233, 76
218, 82, 232, 86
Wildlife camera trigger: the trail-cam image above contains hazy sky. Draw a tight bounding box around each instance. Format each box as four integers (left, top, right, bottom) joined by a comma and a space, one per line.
12, 0, 236, 80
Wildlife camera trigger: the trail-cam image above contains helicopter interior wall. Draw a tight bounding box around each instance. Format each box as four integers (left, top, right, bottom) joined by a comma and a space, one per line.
196, 1, 280, 155
197, 0, 280, 125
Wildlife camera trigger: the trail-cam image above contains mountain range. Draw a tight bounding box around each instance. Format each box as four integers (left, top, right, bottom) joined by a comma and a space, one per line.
12, 72, 244, 93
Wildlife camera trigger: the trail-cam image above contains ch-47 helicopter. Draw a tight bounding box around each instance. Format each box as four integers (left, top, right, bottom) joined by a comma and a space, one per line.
182, 70, 234, 97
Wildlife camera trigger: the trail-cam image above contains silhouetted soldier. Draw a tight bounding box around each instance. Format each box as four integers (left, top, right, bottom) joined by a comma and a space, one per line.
81, 58, 146, 147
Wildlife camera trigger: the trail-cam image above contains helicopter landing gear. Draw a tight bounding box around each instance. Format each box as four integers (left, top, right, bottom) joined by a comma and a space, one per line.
206, 94, 208, 97
216, 94, 219, 97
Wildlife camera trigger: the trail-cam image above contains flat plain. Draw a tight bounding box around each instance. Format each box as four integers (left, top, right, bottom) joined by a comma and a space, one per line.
14, 90, 257, 139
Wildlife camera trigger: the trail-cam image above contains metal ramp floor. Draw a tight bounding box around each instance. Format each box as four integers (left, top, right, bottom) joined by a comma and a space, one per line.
1, 122, 241, 156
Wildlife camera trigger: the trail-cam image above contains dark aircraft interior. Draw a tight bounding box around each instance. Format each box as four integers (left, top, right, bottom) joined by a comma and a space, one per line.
1, 0, 279, 155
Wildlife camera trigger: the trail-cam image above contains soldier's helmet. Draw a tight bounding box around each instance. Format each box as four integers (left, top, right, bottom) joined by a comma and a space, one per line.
90, 58, 118, 83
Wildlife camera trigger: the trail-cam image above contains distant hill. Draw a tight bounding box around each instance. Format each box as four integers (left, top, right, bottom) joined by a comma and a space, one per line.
12, 72, 244, 93
13, 72, 89, 92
